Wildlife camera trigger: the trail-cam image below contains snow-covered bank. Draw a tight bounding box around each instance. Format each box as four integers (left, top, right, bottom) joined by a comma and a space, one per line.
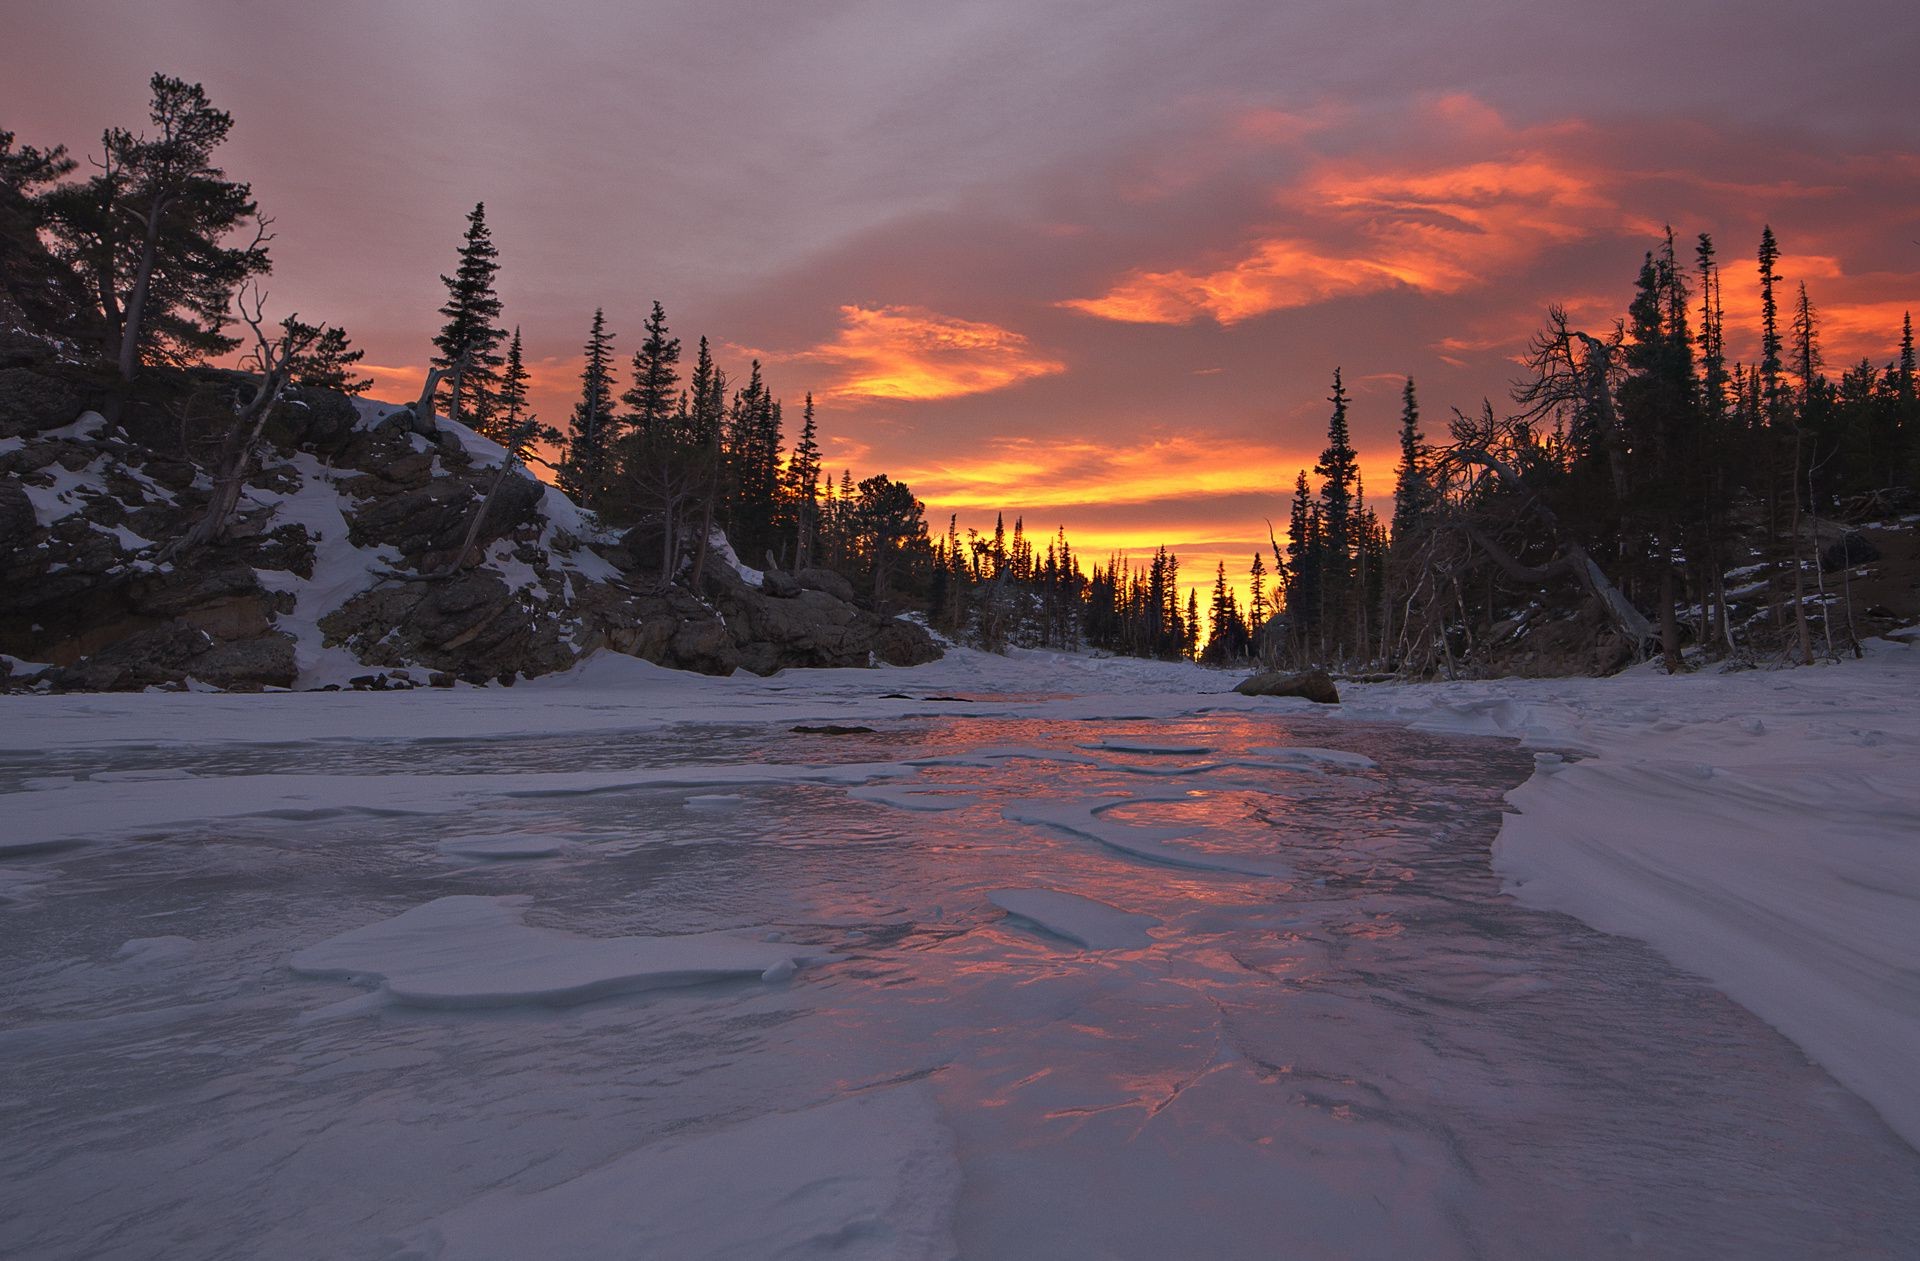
3, 640, 1918, 1256
1340, 637, 1920, 1150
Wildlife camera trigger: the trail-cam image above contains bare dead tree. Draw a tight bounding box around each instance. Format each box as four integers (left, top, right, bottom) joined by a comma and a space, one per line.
168, 285, 321, 553
1428, 403, 1655, 652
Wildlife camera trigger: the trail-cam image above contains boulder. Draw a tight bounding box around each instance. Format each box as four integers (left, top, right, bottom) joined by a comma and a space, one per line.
0, 478, 36, 549
47, 623, 296, 692
871, 618, 942, 667
1234, 668, 1340, 704
1821, 531, 1881, 572
794, 566, 856, 603
0, 366, 90, 437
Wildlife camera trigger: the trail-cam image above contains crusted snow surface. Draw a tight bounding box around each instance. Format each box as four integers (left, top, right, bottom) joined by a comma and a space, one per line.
1342, 631, 1920, 1149
989, 888, 1157, 949
289, 895, 829, 1007
3, 640, 1920, 1257
384, 1084, 959, 1261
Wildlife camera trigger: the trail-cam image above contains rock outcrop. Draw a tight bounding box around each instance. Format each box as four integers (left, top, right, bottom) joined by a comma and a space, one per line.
0, 346, 939, 692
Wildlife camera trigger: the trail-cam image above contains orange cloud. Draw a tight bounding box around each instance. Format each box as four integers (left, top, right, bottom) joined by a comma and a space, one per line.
787, 305, 1066, 403
893, 431, 1397, 522
1064, 151, 1630, 325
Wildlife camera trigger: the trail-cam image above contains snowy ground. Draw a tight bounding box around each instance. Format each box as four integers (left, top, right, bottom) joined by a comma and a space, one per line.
1, 642, 1917, 1258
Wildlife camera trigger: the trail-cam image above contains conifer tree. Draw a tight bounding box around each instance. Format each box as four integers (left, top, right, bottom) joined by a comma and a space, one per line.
1757, 226, 1784, 423
290, 325, 371, 394
621, 300, 681, 444
1248, 552, 1268, 628
788, 392, 823, 567
560, 307, 617, 505
433, 202, 505, 428
39, 74, 271, 380
1390, 377, 1433, 541
1791, 281, 1822, 401
1696, 233, 1728, 422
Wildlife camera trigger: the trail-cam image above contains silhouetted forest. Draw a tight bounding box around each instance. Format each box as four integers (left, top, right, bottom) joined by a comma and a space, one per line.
6, 75, 1914, 675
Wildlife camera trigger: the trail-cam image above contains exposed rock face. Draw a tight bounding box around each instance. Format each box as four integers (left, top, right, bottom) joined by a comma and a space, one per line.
701, 561, 939, 675
1234, 668, 1340, 704
0, 347, 942, 692
46, 624, 297, 692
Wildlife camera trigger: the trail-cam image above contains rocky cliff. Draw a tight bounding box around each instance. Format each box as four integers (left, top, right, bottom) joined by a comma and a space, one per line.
0, 344, 939, 691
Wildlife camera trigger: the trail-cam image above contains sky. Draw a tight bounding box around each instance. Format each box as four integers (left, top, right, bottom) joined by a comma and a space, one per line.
8, 0, 1919, 608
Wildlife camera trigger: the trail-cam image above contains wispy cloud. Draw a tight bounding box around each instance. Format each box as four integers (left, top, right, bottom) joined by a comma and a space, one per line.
777, 305, 1066, 403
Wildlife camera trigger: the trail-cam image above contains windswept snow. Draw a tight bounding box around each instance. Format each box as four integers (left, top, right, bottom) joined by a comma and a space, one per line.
3, 639, 1919, 1256
289, 895, 830, 1007
385, 1085, 959, 1261
1341, 633, 1920, 1149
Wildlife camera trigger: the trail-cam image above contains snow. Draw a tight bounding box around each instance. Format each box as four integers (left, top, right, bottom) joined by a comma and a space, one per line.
709, 527, 763, 587
989, 888, 1157, 949
3, 638, 1920, 1254
20, 455, 101, 526
289, 895, 832, 1007
252, 451, 401, 687
385, 1084, 959, 1261
1340, 633, 1920, 1150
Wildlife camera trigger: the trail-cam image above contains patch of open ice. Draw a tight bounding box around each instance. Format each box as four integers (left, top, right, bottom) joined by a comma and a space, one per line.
850, 784, 981, 812
289, 895, 834, 1009
1248, 745, 1379, 770
1004, 797, 1293, 879
1078, 738, 1216, 756
989, 888, 1157, 949
434, 835, 572, 861
383, 1084, 958, 1261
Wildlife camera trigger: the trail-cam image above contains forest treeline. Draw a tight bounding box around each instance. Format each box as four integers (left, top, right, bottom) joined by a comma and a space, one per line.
4, 74, 1914, 674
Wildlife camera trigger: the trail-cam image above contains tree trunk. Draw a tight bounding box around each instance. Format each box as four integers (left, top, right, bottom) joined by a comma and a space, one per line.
116, 199, 169, 383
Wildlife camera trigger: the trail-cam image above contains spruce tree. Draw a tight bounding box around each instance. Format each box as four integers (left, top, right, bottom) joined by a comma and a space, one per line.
560, 308, 617, 506
1791, 282, 1822, 401
1248, 553, 1268, 628
621, 300, 681, 444
291, 325, 371, 394
1696, 233, 1728, 422
788, 393, 823, 566
433, 202, 506, 428
1758, 226, 1784, 423
1390, 377, 1433, 542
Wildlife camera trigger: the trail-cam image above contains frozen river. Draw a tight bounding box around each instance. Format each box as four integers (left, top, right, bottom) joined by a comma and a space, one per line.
2, 671, 1918, 1258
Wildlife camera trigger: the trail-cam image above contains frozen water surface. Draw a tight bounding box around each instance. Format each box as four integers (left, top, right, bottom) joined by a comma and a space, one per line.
2, 696, 1918, 1259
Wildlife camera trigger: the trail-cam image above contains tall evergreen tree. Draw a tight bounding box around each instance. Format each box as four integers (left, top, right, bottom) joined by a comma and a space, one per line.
560, 307, 617, 505
1390, 377, 1433, 541
1757, 225, 1784, 423
621, 300, 681, 443
1696, 233, 1728, 422
433, 202, 505, 428
788, 392, 823, 567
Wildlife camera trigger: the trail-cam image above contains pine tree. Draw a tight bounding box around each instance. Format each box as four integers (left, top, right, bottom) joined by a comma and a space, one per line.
560, 307, 617, 505
1390, 377, 1433, 541
621, 300, 681, 444
1248, 552, 1268, 627
433, 202, 506, 428
1791, 281, 1822, 401
1696, 233, 1728, 422
788, 392, 823, 567
291, 325, 371, 394
39, 74, 271, 380
1758, 225, 1784, 424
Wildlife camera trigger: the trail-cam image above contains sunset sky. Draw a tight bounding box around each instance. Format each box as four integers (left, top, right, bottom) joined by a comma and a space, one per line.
9, 0, 1918, 603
